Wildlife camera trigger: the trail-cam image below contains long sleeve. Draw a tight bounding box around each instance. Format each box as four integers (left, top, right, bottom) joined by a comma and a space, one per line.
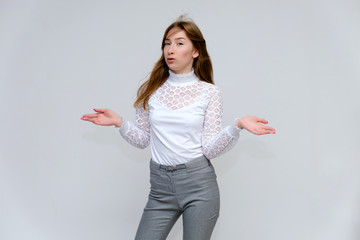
202, 88, 241, 159
119, 104, 150, 149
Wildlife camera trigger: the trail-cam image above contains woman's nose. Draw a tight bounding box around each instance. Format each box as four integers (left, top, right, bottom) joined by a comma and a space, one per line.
168, 44, 175, 54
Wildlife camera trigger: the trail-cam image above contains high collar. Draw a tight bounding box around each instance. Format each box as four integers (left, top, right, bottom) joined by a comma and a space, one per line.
167, 69, 198, 86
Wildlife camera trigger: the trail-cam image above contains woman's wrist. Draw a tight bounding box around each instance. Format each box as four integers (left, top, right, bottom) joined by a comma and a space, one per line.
235, 118, 244, 129
114, 116, 124, 128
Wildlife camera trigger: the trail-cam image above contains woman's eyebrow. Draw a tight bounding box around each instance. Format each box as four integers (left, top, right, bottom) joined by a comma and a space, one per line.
165, 37, 186, 41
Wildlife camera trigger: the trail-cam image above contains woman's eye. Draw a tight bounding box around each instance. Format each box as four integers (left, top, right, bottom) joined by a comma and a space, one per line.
165, 42, 170, 45
178, 42, 184, 46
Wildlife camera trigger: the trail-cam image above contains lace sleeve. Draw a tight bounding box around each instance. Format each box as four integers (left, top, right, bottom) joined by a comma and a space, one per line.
119, 104, 150, 149
202, 87, 241, 159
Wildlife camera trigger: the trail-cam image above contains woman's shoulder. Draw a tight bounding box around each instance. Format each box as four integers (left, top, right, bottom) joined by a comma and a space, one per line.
198, 80, 221, 95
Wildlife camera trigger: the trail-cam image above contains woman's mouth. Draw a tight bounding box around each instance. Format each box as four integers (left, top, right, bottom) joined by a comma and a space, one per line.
167, 58, 175, 63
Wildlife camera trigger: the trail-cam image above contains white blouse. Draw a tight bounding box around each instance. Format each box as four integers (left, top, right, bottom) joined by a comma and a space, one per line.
119, 70, 241, 165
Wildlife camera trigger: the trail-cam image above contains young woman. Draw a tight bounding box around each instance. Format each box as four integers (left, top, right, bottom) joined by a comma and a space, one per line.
81, 16, 275, 240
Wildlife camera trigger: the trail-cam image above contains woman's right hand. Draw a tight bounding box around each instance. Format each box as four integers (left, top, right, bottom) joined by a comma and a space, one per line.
81, 108, 123, 127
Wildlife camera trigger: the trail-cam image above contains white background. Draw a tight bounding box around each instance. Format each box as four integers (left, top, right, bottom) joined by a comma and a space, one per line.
1, 0, 359, 239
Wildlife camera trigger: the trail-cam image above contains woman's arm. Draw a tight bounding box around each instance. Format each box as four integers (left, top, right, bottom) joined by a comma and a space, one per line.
201, 88, 275, 159
201, 88, 240, 159
118, 105, 150, 149
81, 106, 150, 149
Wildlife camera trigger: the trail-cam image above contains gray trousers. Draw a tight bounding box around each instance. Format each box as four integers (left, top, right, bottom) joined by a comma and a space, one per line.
135, 155, 220, 240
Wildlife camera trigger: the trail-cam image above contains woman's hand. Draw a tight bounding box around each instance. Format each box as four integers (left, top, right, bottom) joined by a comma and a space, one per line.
81, 108, 123, 127
236, 116, 276, 135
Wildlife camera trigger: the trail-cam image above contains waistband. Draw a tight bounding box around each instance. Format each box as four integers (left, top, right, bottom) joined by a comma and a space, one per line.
150, 155, 211, 172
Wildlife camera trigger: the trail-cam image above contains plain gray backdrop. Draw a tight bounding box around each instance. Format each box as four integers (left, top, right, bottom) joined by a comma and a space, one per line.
1, 0, 359, 239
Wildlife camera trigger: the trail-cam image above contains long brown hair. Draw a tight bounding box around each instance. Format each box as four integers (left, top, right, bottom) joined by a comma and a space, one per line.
134, 16, 214, 109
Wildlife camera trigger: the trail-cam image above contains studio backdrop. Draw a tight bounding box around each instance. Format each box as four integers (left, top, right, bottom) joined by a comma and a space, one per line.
1, 0, 359, 239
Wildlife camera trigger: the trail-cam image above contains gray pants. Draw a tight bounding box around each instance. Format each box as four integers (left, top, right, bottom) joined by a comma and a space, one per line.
135, 155, 220, 240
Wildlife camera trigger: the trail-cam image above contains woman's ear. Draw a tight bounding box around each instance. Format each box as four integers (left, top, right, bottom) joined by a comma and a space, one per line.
192, 49, 199, 58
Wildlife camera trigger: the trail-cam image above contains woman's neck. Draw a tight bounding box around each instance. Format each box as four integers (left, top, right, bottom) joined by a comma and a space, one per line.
167, 69, 198, 86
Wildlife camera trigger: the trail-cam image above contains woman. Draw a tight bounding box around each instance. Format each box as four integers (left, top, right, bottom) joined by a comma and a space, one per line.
81, 16, 275, 240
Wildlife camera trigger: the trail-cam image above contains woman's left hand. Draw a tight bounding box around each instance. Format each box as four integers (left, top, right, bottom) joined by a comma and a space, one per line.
236, 116, 276, 135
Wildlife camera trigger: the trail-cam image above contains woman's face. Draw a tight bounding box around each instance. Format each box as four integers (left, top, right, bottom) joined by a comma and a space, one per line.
164, 28, 199, 74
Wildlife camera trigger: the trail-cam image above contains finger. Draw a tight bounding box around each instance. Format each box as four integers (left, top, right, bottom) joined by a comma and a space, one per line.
262, 126, 275, 131
254, 127, 270, 135
81, 117, 95, 123
82, 113, 99, 118
92, 119, 101, 125
252, 128, 262, 135
93, 108, 106, 113
263, 129, 274, 134
262, 127, 276, 134
257, 118, 268, 124
259, 129, 267, 135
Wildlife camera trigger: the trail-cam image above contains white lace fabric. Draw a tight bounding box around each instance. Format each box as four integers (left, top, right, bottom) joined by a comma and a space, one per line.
120, 106, 150, 149
120, 70, 240, 164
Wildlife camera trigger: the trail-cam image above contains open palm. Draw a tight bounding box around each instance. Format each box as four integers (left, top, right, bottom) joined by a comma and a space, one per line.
236, 116, 276, 135
81, 108, 123, 127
